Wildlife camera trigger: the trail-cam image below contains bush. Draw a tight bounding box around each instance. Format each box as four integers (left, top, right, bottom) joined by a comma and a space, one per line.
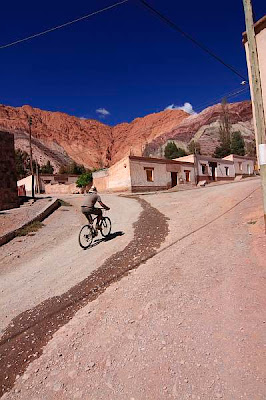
164, 142, 187, 159
76, 172, 92, 188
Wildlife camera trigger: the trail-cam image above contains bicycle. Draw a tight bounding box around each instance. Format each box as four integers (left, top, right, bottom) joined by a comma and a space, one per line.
78, 209, 112, 249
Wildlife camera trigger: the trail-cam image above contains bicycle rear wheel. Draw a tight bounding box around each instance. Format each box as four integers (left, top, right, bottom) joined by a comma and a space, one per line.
79, 225, 93, 249
101, 217, 111, 237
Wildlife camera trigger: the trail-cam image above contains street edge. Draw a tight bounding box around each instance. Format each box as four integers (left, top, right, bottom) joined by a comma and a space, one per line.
0, 198, 60, 247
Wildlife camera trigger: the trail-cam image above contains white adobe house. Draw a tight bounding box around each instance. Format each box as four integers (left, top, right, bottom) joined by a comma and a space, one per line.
93, 155, 195, 193
175, 154, 255, 183
92, 154, 256, 193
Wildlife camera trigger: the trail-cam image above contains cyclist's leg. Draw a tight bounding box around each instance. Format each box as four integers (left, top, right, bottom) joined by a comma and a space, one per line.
92, 208, 102, 227
84, 211, 93, 225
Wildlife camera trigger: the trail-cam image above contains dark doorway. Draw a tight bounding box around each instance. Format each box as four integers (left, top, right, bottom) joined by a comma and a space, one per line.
184, 170, 190, 182
171, 172, 178, 187
209, 162, 217, 181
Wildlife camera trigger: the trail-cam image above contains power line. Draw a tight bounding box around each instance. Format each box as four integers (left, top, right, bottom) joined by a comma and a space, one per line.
138, 0, 247, 81
193, 86, 250, 112
0, 0, 129, 50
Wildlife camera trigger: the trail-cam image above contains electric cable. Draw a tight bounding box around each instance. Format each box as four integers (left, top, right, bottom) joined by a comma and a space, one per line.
139, 0, 247, 81
0, 0, 129, 49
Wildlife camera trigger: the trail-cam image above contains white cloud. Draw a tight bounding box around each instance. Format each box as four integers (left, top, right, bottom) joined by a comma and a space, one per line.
165, 102, 196, 115
96, 108, 110, 118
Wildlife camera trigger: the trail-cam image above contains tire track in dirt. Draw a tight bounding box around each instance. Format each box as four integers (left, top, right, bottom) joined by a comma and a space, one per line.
0, 197, 169, 397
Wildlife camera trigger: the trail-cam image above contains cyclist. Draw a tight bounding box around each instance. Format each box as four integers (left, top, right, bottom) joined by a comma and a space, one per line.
81, 186, 110, 230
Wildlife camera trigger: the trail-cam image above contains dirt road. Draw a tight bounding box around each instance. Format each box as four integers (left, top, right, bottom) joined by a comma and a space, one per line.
1, 179, 266, 399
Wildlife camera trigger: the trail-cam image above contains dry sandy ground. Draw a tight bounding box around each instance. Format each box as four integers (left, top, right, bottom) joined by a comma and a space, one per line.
0, 195, 141, 332
1, 179, 266, 399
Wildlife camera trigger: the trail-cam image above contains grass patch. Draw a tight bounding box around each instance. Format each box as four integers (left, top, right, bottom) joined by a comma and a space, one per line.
16, 221, 44, 237
58, 199, 72, 207
247, 220, 257, 225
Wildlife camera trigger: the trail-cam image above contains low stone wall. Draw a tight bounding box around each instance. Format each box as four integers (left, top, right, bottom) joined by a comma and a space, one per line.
44, 183, 82, 194
0, 131, 19, 211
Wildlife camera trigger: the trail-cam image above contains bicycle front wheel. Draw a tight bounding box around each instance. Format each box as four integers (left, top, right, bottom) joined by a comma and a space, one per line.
101, 217, 111, 237
79, 225, 93, 249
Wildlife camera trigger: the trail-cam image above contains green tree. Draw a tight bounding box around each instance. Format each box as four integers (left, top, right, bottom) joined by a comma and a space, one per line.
15, 149, 41, 179
164, 142, 187, 159
213, 98, 232, 158
76, 172, 92, 188
59, 162, 86, 175
188, 140, 201, 155
230, 131, 245, 156
59, 165, 67, 174
40, 160, 54, 174
246, 139, 256, 157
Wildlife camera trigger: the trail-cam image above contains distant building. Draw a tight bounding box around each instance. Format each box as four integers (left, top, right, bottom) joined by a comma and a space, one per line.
223, 154, 255, 176
93, 154, 256, 193
175, 154, 255, 183
0, 131, 19, 211
175, 154, 235, 183
93, 155, 196, 193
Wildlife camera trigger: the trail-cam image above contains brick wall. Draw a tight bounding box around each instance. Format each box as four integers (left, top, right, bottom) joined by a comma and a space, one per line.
0, 131, 19, 211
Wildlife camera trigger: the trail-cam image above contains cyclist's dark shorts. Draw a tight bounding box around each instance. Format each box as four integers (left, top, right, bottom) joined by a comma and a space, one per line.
81, 206, 102, 216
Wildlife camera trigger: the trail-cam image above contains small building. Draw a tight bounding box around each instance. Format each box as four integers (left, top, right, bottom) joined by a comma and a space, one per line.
223, 154, 255, 175
39, 174, 81, 194
0, 131, 19, 211
93, 155, 195, 193
175, 154, 235, 183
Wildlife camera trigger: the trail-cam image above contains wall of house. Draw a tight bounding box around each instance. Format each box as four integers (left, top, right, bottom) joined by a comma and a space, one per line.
179, 165, 196, 183
92, 169, 109, 192
223, 155, 254, 175
130, 159, 170, 191
108, 157, 131, 191
93, 157, 132, 192
244, 16, 266, 159
0, 131, 19, 210
196, 159, 235, 182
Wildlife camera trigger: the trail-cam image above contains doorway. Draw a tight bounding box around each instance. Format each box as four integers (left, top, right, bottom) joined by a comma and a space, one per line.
184, 170, 190, 182
171, 172, 177, 187
209, 162, 217, 181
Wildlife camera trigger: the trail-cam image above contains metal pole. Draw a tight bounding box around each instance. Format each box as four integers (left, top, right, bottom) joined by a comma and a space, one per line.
28, 116, 35, 199
242, 0, 266, 232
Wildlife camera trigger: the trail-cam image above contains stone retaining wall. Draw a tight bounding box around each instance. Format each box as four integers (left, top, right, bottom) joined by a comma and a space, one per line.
0, 131, 19, 211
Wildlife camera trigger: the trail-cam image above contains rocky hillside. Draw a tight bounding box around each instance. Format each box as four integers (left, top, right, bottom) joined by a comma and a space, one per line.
0, 105, 188, 171
0, 101, 254, 171
145, 101, 254, 157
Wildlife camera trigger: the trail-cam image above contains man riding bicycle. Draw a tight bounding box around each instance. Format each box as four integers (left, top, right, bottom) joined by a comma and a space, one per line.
81, 186, 110, 230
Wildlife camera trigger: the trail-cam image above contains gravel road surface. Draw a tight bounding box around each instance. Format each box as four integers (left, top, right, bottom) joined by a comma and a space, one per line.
1, 179, 266, 399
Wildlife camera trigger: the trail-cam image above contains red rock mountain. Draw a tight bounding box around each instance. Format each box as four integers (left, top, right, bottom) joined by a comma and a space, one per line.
145, 101, 254, 157
0, 105, 188, 171
0, 101, 254, 171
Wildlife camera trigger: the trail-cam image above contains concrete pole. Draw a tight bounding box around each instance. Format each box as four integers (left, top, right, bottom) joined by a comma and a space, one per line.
28, 117, 35, 199
242, 0, 266, 232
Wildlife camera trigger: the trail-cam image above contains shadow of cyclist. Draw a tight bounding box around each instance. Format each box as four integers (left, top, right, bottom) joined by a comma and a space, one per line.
86, 231, 125, 249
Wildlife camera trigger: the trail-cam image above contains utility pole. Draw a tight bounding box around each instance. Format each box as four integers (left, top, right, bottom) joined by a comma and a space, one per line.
28, 116, 35, 199
242, 0, 266, 232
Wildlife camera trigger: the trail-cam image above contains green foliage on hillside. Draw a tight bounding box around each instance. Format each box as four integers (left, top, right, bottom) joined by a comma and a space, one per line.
164, 142, 187, 159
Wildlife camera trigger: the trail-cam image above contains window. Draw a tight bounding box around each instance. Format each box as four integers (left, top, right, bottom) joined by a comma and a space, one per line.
145, 168, 154, 182
225, 166, 229, 176
238, 162, 242, 171
201, 164, 207, 174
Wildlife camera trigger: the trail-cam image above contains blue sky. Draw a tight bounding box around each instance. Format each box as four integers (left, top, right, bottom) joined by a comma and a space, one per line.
0, 0, 265, 125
